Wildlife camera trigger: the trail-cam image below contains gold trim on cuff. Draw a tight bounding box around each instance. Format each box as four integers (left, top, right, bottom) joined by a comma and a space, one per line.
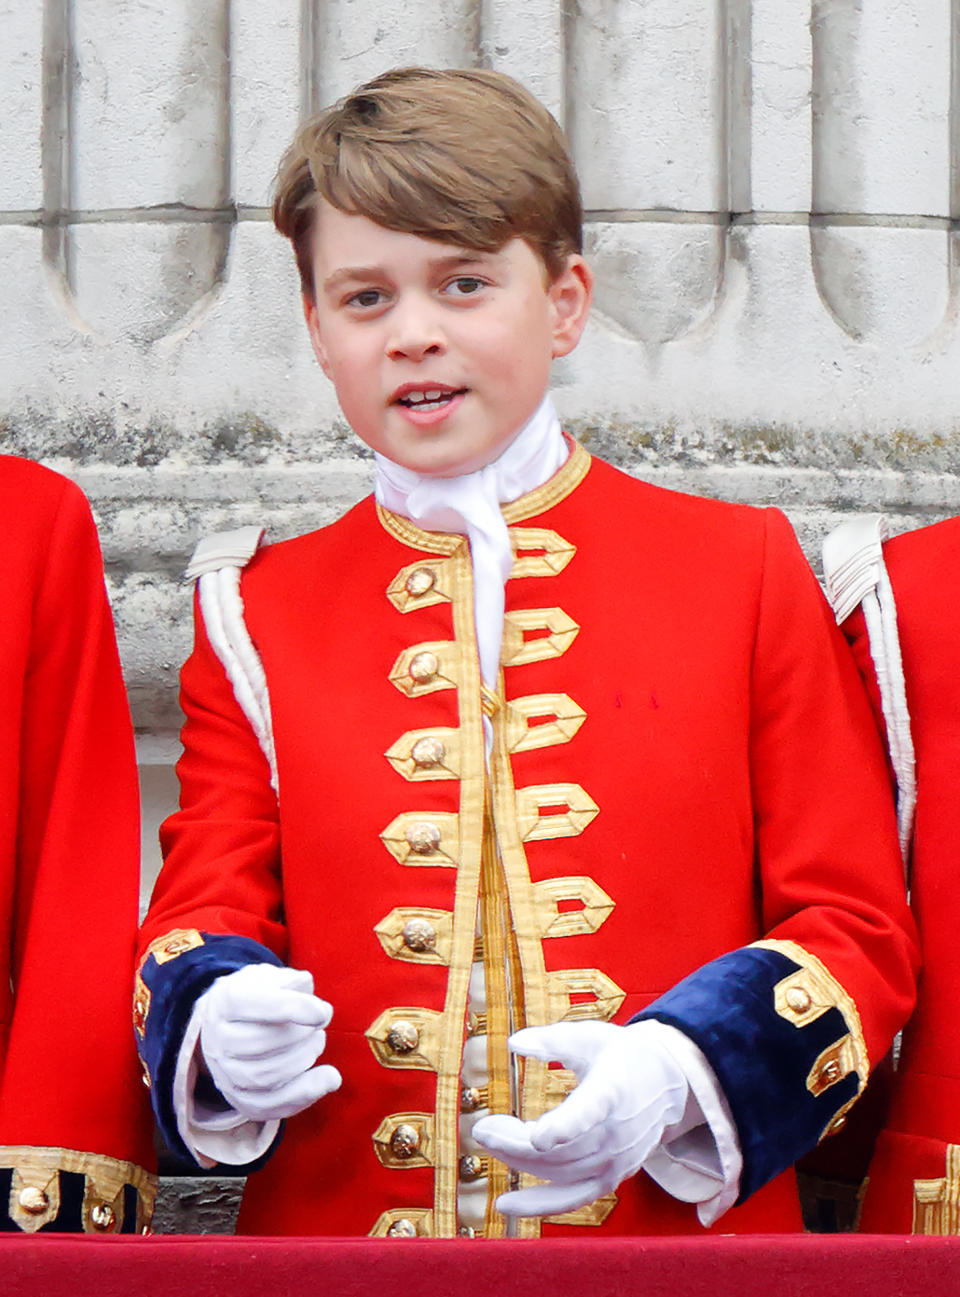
2, 1146, 157, 1234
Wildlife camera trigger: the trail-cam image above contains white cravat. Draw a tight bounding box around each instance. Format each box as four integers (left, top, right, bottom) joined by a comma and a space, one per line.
374, 395, 568, 687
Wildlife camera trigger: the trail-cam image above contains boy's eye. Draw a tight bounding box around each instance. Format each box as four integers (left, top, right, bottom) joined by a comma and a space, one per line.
445, 276, 485, 297
347, 288, 385, 308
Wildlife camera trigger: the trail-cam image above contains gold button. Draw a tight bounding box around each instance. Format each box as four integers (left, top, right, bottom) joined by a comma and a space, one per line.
785, 986, 812, 1014
828, 1114, 847, 1135
460, 1086, 486, 1113
402, 918, 438, 953
459, 1155, 486, 1182
390, 1123, 422, 1159
386, 1019, 420, 1054
411, 736, 445, 769
821, 1060, 842, 1085
90, 1203, 116, 1231
405, 568, 436, 597
18, 1187, 49, 1216
409, 651, 440, 684
405, 821, 441, 855
387, 1217, 419, 1238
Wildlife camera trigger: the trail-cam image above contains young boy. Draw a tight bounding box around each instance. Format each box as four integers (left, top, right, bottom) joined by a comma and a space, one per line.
824, 515, 960, 1233
0, 457, 156, 1232
136, 67, 918, 1239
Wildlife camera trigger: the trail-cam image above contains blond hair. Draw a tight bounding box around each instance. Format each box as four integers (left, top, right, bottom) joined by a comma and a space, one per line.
273, 67, 583, 299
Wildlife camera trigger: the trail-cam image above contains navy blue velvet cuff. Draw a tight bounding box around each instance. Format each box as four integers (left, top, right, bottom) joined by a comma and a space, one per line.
136, 933, 284, 1168
630, 946, 861, 1201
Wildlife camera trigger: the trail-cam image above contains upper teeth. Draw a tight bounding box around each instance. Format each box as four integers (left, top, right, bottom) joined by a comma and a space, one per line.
405, 389, 446, 403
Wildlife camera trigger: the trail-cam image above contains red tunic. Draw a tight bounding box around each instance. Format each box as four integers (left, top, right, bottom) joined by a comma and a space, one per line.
842, 516, 960, 1233
142, 446, 916, 1236
0, 458, 156, 1232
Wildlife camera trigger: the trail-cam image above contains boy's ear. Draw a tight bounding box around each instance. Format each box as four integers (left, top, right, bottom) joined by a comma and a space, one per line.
302, 293, 333, 379
548, 255, 593, 359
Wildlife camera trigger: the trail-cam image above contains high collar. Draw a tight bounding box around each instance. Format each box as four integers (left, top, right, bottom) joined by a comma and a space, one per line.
372, 394, 567, 529
372, 395, 568, 690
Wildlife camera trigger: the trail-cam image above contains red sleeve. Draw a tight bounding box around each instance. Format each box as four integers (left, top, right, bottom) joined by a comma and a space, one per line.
751, 510, 917, 1064
139, 587, 286, 959
0, 472, 155, 1172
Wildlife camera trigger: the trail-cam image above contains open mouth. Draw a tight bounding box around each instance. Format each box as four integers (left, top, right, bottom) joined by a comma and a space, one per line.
394, 387, 468, 413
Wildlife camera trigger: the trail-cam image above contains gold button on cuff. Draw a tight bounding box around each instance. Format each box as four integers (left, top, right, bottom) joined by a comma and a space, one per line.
459, 1156, 487, 1182
820, 1060, 842, 1085
785, 986, 812, 1014
90, 1203, 116, 1232
409, 651, 440, 683
18, 1187, 49, 1216
405, 821, 441, 855
828, 1115, 847, 1135
386, 1020, 421, 1055
405, 568, 436, 597
389, 1124, 422, 1159
411, 736, 446, 769
387, 1217, 420, 1238
402, 918, 438, 953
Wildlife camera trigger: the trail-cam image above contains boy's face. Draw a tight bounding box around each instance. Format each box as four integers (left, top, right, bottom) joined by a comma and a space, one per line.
303, 202, 592, 477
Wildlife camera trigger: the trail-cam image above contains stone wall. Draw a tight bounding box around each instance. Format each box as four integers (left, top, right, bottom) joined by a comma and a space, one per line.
2, 0, 959, 1228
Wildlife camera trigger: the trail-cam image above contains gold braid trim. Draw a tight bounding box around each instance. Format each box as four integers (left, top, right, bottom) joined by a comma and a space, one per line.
375, 442, 591, 555
2, 1145, 157, 1234
914, 1146, 960, 1235
750, 937, 869, 1139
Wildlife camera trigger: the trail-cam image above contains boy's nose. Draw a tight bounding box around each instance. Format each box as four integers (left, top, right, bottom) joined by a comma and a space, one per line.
386, 298, 447, 361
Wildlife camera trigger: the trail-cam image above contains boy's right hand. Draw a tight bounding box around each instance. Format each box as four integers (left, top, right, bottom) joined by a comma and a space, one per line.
196, 963, 342, 1121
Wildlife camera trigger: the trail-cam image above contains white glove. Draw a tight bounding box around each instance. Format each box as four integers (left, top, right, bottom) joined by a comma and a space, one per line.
196, 963, 342, 1122
472, 1020, 689, 1217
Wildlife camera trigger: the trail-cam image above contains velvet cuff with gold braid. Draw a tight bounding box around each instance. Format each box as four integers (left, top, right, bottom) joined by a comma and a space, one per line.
632, 939, 868, 1202
135, 928, 284, 1168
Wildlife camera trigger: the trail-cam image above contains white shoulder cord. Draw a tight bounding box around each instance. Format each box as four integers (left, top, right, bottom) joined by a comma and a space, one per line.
822, 516, 915, 870
184, 527, 279, 794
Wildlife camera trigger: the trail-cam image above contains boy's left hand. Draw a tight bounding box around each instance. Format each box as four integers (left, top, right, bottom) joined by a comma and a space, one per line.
472, 1020, 688, 1217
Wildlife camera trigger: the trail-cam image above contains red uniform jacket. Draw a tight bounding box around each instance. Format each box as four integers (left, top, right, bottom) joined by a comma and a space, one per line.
0, 458, 156, 1232
841, 516, 960, 1233
139, 446, 917, 1237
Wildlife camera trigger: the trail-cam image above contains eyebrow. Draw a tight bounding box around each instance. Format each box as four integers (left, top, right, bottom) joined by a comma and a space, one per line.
321, 253, 498, 294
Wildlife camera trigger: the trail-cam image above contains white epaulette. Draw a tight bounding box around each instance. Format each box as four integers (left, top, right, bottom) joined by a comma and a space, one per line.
822, 516, 915, 870
184, 526, 279, 794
